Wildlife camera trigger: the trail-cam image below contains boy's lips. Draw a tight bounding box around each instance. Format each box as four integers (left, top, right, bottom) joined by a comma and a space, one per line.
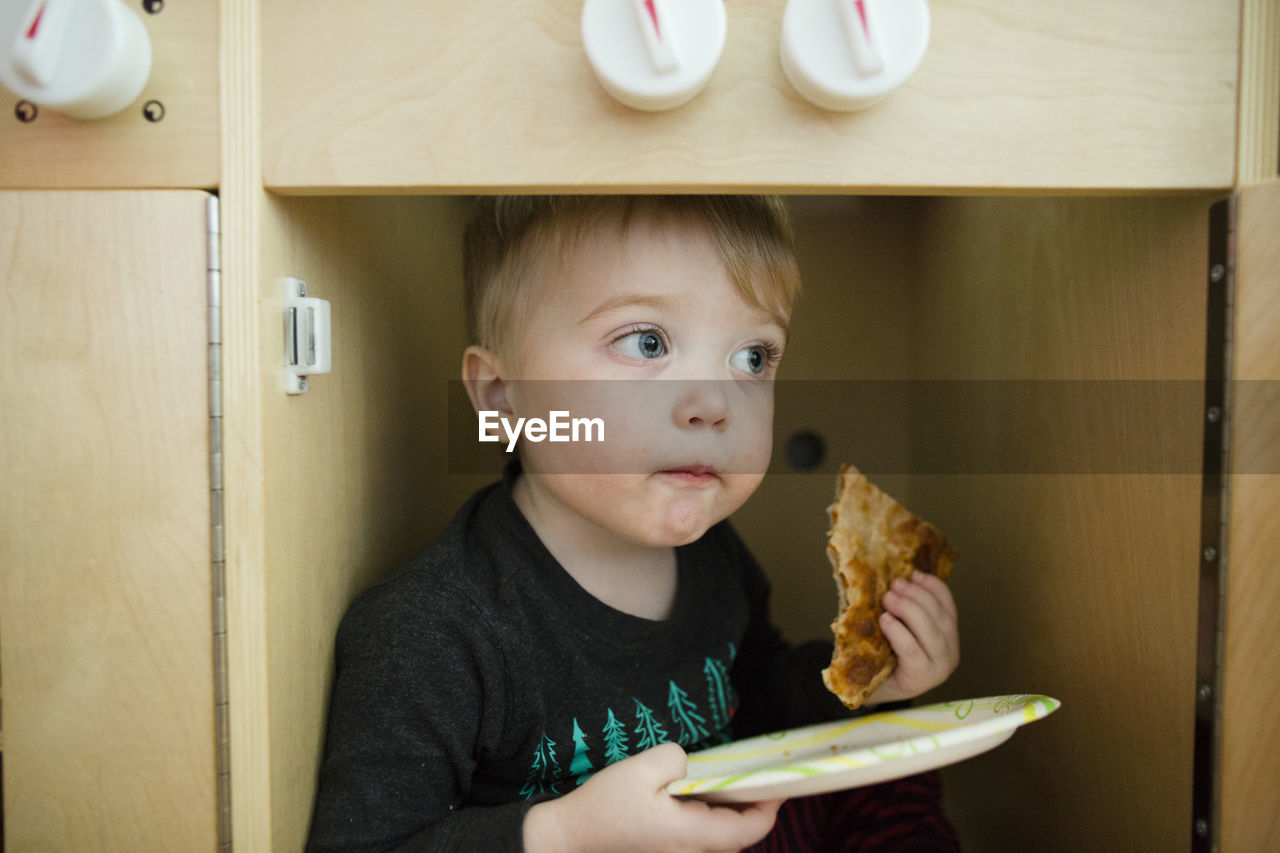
657, 464, 720, 483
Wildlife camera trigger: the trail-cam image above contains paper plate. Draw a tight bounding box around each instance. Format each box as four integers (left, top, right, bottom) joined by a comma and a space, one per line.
667, 694, 1060, 802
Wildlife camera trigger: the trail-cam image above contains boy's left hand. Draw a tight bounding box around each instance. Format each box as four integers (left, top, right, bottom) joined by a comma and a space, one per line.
866, 571, 959, 705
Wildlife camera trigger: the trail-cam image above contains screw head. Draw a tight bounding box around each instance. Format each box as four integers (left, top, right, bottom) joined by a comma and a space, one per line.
1209, 263, 1225, 283
1206, 406, 1221, 423
1195, 818, 1209, 837
1198, 683, 1212, 701
1203, 545, 1217, 562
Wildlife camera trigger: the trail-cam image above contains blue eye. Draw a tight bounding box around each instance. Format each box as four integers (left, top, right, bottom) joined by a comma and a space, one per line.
615, 329, 667, 360
731, 345, 772, 375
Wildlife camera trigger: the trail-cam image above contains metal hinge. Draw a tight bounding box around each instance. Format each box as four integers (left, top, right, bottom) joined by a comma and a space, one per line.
1191, 195, 1234, 853
206, 194, 232, 853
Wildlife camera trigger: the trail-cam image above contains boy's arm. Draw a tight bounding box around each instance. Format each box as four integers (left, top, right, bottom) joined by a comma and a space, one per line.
307, 581, 529, 852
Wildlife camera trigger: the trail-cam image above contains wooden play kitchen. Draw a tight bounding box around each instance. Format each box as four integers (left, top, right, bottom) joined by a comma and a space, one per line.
1, 1, 1276, 850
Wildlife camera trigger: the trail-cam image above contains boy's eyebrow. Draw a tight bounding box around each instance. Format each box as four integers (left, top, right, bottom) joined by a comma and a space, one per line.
579, 292, 790, 342
577, 294, 676, 325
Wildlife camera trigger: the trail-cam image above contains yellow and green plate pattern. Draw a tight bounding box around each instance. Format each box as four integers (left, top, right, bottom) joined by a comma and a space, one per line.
667, 694, 1060, 802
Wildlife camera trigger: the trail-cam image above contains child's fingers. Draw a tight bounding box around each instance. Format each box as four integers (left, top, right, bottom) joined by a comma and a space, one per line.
887, 578, 946, 626
909, 571, 958, 622
891, 575, 956, 639
882, 586, 948, 661
879, 610, 925, 663
671, 794, 782, 851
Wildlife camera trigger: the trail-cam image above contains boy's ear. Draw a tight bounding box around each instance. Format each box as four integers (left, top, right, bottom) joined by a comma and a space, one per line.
461, 345, 513, 415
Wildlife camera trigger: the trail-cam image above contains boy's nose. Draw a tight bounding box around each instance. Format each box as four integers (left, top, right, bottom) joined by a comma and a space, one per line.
672, 381, 729, 432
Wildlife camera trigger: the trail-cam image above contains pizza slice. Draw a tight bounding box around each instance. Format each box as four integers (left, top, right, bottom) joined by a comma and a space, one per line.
821, 463, 956, 710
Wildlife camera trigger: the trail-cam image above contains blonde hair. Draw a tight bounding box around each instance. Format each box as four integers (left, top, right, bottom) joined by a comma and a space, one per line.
463, 196, 802, 360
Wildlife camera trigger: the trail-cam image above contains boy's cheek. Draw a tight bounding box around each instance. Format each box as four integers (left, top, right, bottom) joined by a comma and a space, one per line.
514, 415, 649, 475
718, 472, 767, 518
507, 378, 775, 478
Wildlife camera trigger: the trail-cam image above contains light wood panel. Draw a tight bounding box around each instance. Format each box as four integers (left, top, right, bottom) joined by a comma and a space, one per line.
262, 0, 1237, 193
1237, 0, 1280, 185
0, 0, 219, 190
258, 195, 486, 852
1220, 181, 1280, 851
219, 0, 272, 845
734, 196, 1212, 851
218, 17, 489, 853
0, 190, 215, 849
896, 196, 1208, 852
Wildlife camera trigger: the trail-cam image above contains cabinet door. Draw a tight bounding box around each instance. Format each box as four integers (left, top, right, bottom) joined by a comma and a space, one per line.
0, 191, 216, 849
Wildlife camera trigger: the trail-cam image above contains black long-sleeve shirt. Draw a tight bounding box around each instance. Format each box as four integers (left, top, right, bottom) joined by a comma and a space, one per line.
307, 472, 848, 852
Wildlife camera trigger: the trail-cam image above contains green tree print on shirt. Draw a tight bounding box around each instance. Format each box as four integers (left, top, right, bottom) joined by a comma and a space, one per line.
602, 708, 629, 766
668, 680, 709, 746
569, 718, 594, 786
519, 732, 560, 798
703, 655, 732, 731
633, 698, 669, 750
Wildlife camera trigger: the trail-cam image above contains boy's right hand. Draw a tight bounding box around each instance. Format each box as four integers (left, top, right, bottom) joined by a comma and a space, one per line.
523, 742, 782, 853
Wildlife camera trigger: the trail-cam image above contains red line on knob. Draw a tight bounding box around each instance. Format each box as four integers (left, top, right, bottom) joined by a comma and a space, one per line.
854, 0, 869, 38
644, 0, 662, 42
27, 2, 47, 40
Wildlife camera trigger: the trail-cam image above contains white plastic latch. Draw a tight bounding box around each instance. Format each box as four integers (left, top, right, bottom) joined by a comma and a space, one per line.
283, 277, 331, 395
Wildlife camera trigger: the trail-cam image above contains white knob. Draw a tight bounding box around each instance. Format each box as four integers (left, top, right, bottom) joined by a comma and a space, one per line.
781, 0, 929, 112
0, 0, 152, 119
581, 0, 726, 112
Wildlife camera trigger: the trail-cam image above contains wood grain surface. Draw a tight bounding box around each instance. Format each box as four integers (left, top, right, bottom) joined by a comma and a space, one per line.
262, 0, 1237, 193
0, 1, 219, 189
1220, 180, 1280, 851
0, 190, 216, 849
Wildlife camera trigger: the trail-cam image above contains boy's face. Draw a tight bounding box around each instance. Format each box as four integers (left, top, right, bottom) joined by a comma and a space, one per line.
504, 215, 787, 548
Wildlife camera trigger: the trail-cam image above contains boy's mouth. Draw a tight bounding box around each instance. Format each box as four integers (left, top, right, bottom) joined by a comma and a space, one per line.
658, 464, 719, 483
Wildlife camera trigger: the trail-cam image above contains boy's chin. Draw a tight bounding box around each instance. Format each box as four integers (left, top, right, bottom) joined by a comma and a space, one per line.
657, 524, 714, 548
643, 504, 723, 547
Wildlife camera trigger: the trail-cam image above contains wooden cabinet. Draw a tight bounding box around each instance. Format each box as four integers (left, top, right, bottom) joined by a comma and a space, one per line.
233, 190, 1279, 852
261, 0, 1238, 192
6, 188, 1277, 852
1, 1, 1276, 851
0, 191, 217, 849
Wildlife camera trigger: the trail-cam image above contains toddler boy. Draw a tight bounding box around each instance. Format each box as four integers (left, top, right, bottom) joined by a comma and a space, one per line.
307, 196, 960, 852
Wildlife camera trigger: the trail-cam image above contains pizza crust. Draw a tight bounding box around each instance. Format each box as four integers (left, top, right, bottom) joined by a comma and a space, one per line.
821, 464, 955, 710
